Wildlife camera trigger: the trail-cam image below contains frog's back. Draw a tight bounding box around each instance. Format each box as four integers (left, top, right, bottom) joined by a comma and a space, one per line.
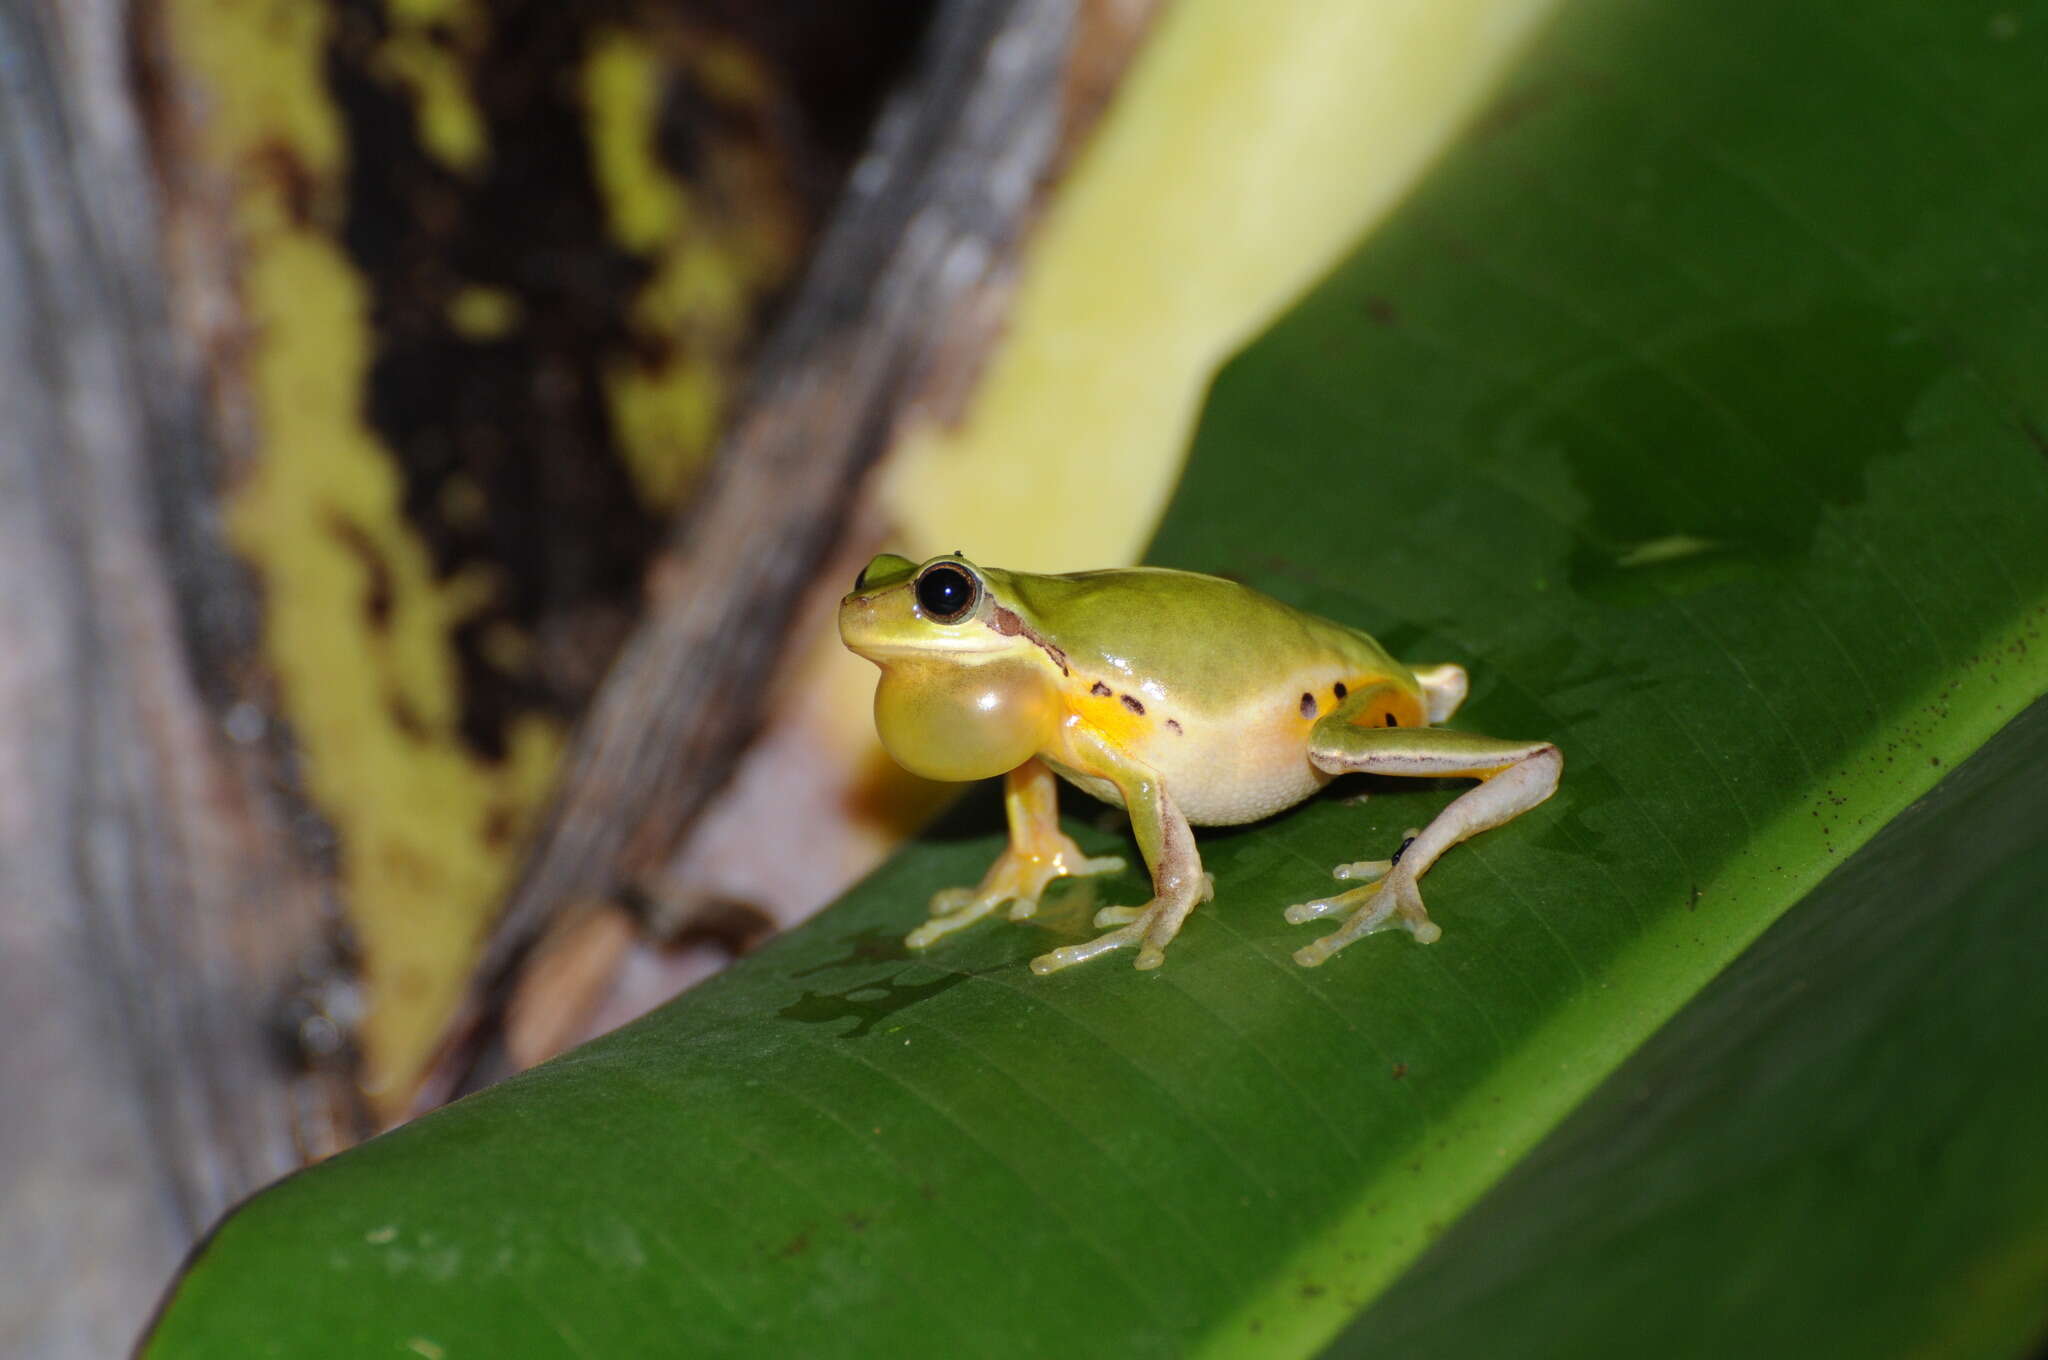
1001, 567, 1424, 825
1000, 567, 1407, 709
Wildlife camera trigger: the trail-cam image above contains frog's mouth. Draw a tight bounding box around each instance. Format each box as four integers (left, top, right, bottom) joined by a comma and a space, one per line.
836, 596, 1009, 665
842, 633, 1014, 666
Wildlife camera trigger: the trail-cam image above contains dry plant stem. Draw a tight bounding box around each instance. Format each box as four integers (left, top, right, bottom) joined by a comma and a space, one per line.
442, 0, 1081, 1098
0, 1, 356, 1352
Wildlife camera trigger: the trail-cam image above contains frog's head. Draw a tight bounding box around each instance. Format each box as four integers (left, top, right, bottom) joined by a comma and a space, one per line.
839, 552, 1060, 782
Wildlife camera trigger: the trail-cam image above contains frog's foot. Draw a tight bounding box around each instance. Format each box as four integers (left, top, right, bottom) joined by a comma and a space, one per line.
1092, 873, 1213, 927
905, 840, 1123, 949
1037, 873, 1214, 974
1289, 828, 1417, 920
1285, 869, 1439, 968
1009, 843, 1126, 921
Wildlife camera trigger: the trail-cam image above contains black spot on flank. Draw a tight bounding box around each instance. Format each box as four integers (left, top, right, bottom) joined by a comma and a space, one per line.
1090, 681, 1112, 697
1385, 713, 1398, 727
1300, 693, 1317, 719
1166, 718, 1183, 735
1120, 694, 1145, 715
1391, 834, 1416, 866
1333, 682, 1348, 700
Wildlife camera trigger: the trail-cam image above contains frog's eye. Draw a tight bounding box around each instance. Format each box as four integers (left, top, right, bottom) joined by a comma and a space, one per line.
914, 562, 980, 622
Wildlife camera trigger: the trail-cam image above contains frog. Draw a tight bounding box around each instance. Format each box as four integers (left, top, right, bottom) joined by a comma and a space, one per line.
839, 552, 1562, 974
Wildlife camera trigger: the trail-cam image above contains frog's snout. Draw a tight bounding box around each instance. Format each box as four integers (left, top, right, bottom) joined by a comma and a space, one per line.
837, 592, 884, 660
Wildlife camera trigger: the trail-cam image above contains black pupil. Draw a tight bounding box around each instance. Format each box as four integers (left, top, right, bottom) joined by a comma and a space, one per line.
917, 566, 974, 619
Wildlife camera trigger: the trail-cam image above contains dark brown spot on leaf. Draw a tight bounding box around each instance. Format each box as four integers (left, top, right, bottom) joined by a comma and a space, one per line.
481, 805, 518, 848
1120, 694, 1145, 715
326, 511, 395, 630
1090, 681, 1112, 697
1165, 718, 1183, 735
385, 692, 429, 739
250, 141, 318, 228
2020, 416, 2048, 461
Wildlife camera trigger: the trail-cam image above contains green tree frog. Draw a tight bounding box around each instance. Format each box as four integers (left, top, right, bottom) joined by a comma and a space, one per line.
839, 553, 1561, 973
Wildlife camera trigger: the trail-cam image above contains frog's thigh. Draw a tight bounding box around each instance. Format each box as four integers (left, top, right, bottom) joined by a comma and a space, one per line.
1308, 721, 1562, 882
1407, 663, 1469, 724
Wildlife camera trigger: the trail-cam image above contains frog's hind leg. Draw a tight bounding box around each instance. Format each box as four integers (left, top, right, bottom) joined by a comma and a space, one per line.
1287, 686, 1560, 967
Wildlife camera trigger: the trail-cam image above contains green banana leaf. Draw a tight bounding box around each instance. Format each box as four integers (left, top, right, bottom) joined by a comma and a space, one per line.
1331, 697, 2048, 1359
145, 0, 2048, 1355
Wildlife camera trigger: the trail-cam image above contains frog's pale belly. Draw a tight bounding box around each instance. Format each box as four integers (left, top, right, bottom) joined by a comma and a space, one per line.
1045, 694, 1341, 827
1050, 747, 1331, 827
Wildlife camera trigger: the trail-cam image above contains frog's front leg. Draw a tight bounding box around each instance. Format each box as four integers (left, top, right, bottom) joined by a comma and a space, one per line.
1288, 689, 1561, 968
1030, 729, 1212, 974
906, 758, 1124, 950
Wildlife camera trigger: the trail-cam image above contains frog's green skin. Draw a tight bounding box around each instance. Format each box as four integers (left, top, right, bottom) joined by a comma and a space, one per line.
840, 553, 1562, 972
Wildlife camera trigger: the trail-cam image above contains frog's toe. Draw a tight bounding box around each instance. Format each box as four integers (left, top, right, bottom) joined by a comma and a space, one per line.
1332, 857, 1392, 884
1290, 875, 1436, 967
1291, 937, 1339, 968
1092, 904, 1146, 927
907, 891, 1008, 949
1290, 858, 1392, 920
1283, 895, 1347, 924
905, 919, 948, 950
1067, 851, 1128, 878
1285, 876, 1381, 923
928, 886, 976, 914
1030, 921, 1148, 974
906, 912, 975, 950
